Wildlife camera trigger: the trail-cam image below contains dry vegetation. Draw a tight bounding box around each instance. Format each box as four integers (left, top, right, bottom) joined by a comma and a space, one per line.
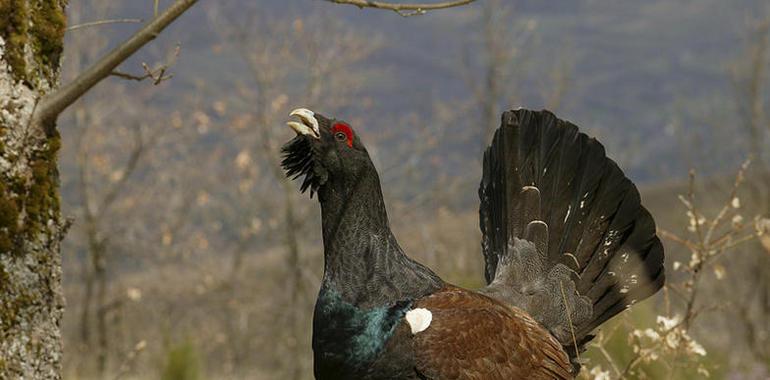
54, 1, 770, 380
578, 162, 770, 380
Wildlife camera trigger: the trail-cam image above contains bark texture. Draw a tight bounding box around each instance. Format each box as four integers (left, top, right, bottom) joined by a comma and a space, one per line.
0, 0, 68, 378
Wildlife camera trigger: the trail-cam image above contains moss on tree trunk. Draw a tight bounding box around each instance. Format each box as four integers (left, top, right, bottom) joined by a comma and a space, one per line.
0, 0, 67, 378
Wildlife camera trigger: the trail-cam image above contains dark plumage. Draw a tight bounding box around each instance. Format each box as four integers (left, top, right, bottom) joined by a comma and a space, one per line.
281, 108, 665, 379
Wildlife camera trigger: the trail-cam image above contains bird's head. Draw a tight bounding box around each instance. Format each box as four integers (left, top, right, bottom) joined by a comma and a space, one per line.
281, 108, 376, 197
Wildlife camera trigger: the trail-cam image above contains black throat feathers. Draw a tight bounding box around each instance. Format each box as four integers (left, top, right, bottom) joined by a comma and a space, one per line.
317, 166, 442, 309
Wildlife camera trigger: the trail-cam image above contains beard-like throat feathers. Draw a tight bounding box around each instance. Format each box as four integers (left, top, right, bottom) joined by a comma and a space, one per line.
316, 164, 442, 309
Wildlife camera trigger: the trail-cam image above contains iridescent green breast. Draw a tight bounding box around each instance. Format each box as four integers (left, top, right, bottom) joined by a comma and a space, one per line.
312, 287, 411, 379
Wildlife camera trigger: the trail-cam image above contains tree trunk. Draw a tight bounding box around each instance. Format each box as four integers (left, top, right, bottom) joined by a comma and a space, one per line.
0, 1, 68, 378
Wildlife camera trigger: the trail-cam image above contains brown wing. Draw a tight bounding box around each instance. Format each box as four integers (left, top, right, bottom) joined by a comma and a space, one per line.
412, 286, 573, 380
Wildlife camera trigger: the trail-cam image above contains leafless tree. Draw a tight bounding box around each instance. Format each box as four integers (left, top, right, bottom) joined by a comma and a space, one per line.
462, 0, 569, 148
0, 0, 196, 377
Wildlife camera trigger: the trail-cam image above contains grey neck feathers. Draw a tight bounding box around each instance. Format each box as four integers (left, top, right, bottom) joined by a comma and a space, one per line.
318, 170, 442, 308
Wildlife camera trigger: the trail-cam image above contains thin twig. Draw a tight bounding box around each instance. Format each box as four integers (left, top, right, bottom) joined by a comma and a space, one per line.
67, 18, 143, 31
704, 159, 750, 244
597, 344, 622, 378
31, 0, 198, 128
110, 45, 180, 85
665, 283, 690, 302
657, 229, 698, 252
110, 69, 165, 82
686, 170, 706, 245
96, 125, 146, 218
718, 233, 759, 252
326, 0, 476, 16
618, 351, 643, 379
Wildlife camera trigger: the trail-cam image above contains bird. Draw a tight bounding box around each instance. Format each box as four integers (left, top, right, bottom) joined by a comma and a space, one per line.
281, 108, 665, 380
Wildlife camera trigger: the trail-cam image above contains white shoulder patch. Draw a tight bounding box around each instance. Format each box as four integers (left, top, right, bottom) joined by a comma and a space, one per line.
405, 308, 432, 334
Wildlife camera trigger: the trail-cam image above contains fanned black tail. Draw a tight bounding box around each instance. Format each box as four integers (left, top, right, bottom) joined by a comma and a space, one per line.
478, 109, 665, 358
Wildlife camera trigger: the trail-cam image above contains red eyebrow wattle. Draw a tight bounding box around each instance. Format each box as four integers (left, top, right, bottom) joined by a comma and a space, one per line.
332, 122, 354, 147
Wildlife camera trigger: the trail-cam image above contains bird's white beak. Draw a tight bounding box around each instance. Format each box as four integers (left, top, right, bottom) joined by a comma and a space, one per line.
287, 108, 320, 139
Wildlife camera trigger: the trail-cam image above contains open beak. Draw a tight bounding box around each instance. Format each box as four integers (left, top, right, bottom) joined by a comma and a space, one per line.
287, 108, 320, 139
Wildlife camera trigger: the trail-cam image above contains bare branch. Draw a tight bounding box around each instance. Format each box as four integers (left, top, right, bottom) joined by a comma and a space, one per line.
32, 0, 198, 127
326, 0, 476, 16
97, 125, 147, 217
704, 159, 751, 244
111, 45, 181, 85
658, 228, 698, 252
110, 68, 173, 84
66, 18, 144, 31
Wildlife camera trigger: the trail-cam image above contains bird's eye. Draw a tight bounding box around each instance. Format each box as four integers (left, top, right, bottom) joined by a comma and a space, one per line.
331, 122, 354, 148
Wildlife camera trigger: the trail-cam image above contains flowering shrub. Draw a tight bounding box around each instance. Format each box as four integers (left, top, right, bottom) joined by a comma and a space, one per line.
580, 161, 769, 379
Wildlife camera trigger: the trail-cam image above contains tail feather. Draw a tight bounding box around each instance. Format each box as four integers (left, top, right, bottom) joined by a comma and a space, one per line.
478, 109, 665, 356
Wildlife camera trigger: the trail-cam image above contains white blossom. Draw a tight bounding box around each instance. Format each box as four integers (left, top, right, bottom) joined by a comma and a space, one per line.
657, 315, 681, 331
665, 332, 681, 349
643, 328, 660, 341
713, 265, 726, 280
689, 253, 701, 268
688, 339, 707, 356
126, 287, 142, 302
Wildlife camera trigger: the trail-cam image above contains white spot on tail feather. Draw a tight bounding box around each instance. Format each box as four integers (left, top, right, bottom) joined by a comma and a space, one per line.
405, 308, 432, 334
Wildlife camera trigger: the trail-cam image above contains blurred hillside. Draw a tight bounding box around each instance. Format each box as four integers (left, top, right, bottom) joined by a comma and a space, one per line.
57, 1, 770, 379
68, 0, 768, 183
